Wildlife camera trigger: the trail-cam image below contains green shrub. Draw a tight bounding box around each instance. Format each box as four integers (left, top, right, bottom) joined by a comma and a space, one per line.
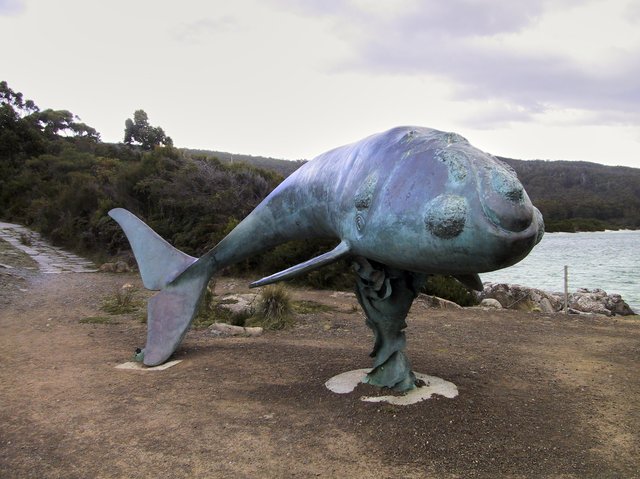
422, 275, 479, 307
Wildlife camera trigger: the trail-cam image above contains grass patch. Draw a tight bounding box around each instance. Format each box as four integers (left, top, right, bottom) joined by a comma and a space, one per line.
246, 284, 294, 330
80, 316, 118, 325
100, 284, 143, 315
135, 310, 148, 324
0, 238, 38, 269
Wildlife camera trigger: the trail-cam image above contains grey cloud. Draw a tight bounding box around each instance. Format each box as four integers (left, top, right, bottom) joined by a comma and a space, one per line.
173, 17, 238, 44
392, 0, 546, 36
360, 32, 640, 123
0, 0, 25, 15
270, 0, 358, 17
458, 102, 540, 129
625, 1, 640, 21
275, 0, 640, 127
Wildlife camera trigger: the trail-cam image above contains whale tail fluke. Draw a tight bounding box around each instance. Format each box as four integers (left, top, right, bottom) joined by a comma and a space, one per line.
108, 208, 197, 290
108, 208, 215, 366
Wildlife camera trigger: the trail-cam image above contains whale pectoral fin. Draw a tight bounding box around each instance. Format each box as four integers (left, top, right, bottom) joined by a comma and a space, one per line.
250, 240, 351, 288
453, 273, 483, 291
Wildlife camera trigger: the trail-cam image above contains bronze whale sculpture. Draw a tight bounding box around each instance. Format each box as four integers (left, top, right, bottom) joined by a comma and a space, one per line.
110, 126, 543, 391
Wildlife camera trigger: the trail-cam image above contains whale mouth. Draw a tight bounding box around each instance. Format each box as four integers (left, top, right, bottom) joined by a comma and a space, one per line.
489, 207, 544, 268
482, 195, 534, 233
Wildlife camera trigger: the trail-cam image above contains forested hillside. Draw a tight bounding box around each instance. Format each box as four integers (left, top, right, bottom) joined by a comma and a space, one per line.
500, 158, 640, 232
183, 148, 304, 178
0, 81, 353, 288
1, 84, 261, 252
2, 79, 639, 265
184, 148, 640, 233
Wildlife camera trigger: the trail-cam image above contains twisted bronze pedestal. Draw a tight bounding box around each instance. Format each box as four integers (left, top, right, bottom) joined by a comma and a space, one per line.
353, 257, 427, 392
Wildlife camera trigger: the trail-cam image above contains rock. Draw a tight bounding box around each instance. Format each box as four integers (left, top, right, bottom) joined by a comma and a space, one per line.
480, 283, 561, 313
416, 293, 462, 310
538, 297, 555, 314
570, 288, 635, 316
570, 294, 611, 316
216, 293, 258, 315
605, 293, 635, 316
209, 323, 263, 337
481, 283, 635, 316
115, 261, 130, 273
330, 291, 356, 299
99, 263, 116, 273
99, 261, 131, 273
479, 298, 502, 309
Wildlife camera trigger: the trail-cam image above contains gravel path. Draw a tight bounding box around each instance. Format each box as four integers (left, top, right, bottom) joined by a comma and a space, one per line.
0, 221, 97, 273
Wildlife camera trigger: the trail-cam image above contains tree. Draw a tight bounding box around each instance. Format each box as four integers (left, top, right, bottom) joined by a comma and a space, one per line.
29, 109, 100, 140
0, 80, 39, 117
1, 80, 100, 163
123, 109, 173, 150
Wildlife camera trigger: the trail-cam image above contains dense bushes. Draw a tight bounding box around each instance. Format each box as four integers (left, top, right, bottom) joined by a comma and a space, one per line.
502, 158, 640, 231
0, 82, 355, 290
422, 276, 479, 307
3, 81, 638, 306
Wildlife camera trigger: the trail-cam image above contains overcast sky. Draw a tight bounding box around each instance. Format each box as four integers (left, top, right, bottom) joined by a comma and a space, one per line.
2, 0, 639, 167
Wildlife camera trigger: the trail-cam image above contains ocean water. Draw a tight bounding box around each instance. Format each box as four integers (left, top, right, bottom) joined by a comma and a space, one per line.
481, 230, 640, 313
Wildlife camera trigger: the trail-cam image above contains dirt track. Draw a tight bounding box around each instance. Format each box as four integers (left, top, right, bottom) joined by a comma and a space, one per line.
1, 239, 639, 478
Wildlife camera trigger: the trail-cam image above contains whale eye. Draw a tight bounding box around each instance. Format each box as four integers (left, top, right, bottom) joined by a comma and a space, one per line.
354, 172, 378, 210
425, 194, 468, 239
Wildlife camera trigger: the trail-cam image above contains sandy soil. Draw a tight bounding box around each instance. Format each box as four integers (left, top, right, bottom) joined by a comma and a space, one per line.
1, 240, 639, 478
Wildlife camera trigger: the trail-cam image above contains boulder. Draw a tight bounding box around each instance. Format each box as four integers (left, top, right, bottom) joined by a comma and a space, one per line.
479, 298, 502, 309
115, 261, 130, 273
605, 294, 635, 316
216, 293, 259, 316
99, 261, 131, 273
209, 323, 263, 337
481, 283, 635, 316
99, 262, 117, 272
416, 293, 462, 310
570, 288, 635, 316
538, 297, 555, 314
569, 294, 611, 316
480, 283, 561, 313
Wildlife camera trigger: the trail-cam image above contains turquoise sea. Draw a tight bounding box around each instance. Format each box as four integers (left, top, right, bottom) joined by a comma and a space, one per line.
482, 230, 639, 314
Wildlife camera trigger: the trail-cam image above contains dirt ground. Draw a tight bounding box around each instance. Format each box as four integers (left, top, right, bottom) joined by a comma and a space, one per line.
1, 240, 639, 479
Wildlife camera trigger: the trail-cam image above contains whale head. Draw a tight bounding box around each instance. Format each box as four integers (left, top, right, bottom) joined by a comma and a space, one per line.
346, 127, 544, 275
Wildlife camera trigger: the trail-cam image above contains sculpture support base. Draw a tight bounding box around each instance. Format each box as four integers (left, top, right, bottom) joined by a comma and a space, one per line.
353, 257, 426, 392
363, 350, 417, 392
